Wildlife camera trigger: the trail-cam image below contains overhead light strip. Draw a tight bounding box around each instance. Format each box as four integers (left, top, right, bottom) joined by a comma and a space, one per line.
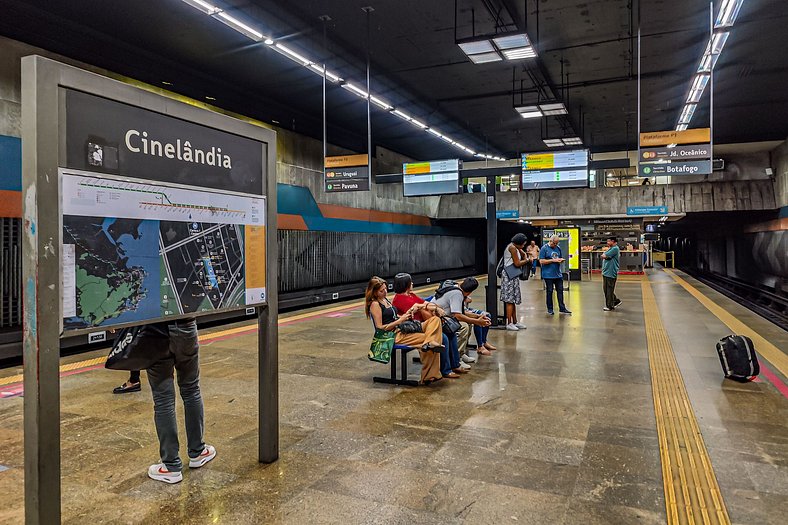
675, 0, 744, 130
179, 0, 501, 159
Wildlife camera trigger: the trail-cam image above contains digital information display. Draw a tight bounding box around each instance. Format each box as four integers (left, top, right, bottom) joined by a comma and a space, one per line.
521, 150, 589, 189
403, 159, 460, 197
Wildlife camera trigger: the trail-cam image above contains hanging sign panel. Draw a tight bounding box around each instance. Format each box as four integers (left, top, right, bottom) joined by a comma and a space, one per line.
638, 160, 712, 177
325, 154, 370, 192
639, 128, 710, 147
640, 143, 711, 161
402, 159, 460, 196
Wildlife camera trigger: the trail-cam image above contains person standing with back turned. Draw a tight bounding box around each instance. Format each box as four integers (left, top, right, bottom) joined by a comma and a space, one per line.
146, 318, 216, 483
539, 234, 572, 315
601, 236, 622, 311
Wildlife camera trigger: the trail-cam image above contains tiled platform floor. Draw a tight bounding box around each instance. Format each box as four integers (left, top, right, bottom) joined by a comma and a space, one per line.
0, 269, 785, 524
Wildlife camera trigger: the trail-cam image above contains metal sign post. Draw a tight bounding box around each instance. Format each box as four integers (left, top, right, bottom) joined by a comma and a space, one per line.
22, 56, 278, 523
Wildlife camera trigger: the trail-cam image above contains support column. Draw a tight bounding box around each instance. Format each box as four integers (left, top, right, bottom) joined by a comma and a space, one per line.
485, 174, 499, 325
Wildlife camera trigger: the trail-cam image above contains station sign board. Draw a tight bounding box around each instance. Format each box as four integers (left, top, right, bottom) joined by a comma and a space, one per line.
496, 209, 519, 219
639, 128, 710, 147
640, 144, 711, 161
627, 206, 668, 216
402, 158, 460, 197
325, 154, 370, 192
638, 160, 712, 176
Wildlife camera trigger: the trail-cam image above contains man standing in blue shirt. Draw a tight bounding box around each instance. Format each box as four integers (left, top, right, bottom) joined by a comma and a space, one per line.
601, 236, 622, 311
539, 235, 571, 315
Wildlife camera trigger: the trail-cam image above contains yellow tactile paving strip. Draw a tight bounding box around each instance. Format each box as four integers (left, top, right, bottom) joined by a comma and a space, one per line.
642, 278, 730, 525
664, 269, 788, 378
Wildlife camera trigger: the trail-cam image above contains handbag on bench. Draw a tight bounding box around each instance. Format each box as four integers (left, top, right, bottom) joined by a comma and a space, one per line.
368, 328, 396, 364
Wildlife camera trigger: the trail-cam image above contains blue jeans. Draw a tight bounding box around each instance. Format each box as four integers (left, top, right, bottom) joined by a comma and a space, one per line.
473, 313, 491, 346
442, 333, 461, 375
544, 278, 566, 312
146, 320, 205, 472
531, 260, 538, 275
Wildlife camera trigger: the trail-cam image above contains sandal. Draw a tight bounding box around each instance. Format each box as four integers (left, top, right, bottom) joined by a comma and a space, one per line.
483, 343, 497, 351
443, 372, 460, 379
477, 348, 492, 356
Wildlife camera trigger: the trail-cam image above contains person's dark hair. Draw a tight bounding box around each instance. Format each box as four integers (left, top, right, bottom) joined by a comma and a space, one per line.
607, 236, 618, 242
511, 233, 527, 246
460, 277, 479, 293
393, 272, 412, 294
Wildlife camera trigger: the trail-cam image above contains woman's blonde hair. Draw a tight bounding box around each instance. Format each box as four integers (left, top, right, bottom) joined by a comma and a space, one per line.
364, 276, 387, 318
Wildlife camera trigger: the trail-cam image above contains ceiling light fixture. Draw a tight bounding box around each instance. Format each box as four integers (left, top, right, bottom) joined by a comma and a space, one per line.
562, 137, 583, 145
457, 31, 537, 64
538, 102, 568, 115
676, 0, 745, 130
515, 105, 543, 119
179, 0, 501, 159
543, 139, 564, 147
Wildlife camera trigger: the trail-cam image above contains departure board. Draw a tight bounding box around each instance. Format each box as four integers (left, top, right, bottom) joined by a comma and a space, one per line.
403, 159, 460, 196
521, 150, 589, 189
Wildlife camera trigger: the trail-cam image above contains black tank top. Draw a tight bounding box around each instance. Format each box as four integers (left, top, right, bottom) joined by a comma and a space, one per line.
379, 300, 397, 326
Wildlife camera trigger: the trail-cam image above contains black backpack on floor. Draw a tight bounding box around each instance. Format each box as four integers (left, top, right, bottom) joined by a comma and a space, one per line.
715, 335, 760, 382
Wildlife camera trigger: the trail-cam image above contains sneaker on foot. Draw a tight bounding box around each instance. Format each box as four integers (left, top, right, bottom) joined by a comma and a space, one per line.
505, 323, 519, 331
461, 354, 477, 364
459, 361, 471, 370
148, 464, 182, 484
189, 445, 216, 469
603, 307, 612, 311
547, 310, 554, 315
515, 322, 527, 329
559, 309, 572, 315
614, 299, 622, 307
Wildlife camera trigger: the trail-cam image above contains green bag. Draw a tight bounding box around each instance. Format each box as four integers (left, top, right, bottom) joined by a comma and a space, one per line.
368, 328, 396, 364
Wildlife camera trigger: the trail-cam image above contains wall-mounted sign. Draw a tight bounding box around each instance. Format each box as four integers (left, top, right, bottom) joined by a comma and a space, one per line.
496, 209, 519, 219
627, 206, 668, 216
324, 154, 369, 192
639, 128, 711, 147
638, 160, 712, 176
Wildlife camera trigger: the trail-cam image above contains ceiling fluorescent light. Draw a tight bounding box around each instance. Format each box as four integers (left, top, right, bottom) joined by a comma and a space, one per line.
502, 47, 537, 60
469, 52, 502, 64
214, 11, 264, 41
341, 82, 369, 98
427, 128, 444, 139
440, 135, 454, 143
307, 64, 342, 82
181, 0, 219, 15
715, 0, 744, 28
563, 137, 583, 145
515, 105, 542, 119
539, 102, 568, 115
686, 74, 710, 103
676, 124, 689, 131
391, 109, 412, 121
409, 118, 427, 129
370, 96, 393, 110
458, 40, 495, 55
274, 43, 312, 65
678, 104, 696, 124
474, 153, 486, 158
543, 139, 564, 147
492, 33, 530, 49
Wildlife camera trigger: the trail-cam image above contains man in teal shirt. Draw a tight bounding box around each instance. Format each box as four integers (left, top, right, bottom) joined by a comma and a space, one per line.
601, 236, 621, 311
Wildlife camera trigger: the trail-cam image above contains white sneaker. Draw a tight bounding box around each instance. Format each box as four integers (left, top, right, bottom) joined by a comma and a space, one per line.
515, 323, 527, 329
506, 323, 519, 331
459, 361, 472, 370
189, 445, 216, 468
148, 464, 183, 484
461, 354, 477, 364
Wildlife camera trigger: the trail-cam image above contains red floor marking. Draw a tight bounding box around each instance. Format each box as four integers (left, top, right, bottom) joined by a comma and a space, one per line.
760, 364, 788, 400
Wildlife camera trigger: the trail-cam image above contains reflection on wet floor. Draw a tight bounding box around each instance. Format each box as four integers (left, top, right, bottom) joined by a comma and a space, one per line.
0, 269, 785, 524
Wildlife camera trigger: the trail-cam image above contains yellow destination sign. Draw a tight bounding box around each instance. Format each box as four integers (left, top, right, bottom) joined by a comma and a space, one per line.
325, 154, 369, 168
639, 128, 711, 147
524, 153, 554, 170
403, 162, 431, 175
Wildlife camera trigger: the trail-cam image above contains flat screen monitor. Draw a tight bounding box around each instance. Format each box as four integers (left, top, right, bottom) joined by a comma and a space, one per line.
521, 150, 589, 189
403, 159, 460, 197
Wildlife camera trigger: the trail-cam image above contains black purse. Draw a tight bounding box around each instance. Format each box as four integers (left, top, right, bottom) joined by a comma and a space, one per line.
398, 320, 423, 334
105, 323, 171, 370
441, 316, 462, 336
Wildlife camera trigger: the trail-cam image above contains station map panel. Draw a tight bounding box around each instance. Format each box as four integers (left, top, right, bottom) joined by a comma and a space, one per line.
521, 150, 589, 189
61, 172, 266, 330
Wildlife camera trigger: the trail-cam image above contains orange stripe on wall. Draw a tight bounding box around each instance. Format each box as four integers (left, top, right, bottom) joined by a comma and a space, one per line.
317, 204, 432, 226
744, 217, 788, 234
277, 213, 309, 230
0, 190, 22, 218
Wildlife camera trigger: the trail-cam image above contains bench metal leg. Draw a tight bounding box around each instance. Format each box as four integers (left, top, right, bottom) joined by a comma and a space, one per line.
372, 348, 419, 387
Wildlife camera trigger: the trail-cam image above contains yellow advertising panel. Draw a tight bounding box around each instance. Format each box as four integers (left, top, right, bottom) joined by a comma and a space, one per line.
555, 228, 580, 270
639, 128, 711, 147
325, 154, 369, 168
244, 225, 267, 304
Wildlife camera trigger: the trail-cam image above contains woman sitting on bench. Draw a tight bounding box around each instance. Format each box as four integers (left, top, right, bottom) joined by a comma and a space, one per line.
365, 276, 444, 384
